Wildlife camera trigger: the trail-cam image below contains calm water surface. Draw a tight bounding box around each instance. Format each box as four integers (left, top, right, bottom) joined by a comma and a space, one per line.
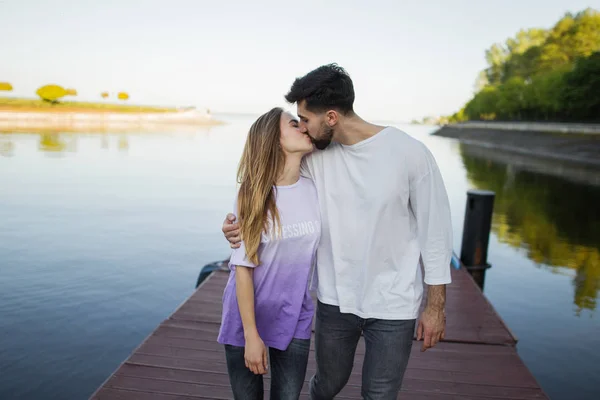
1, 115, 599, 399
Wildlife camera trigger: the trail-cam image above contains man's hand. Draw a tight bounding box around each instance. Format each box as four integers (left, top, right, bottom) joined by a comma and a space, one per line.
416, 307, 445, 351
416, 284, 446, 351
222, 213, 241, 249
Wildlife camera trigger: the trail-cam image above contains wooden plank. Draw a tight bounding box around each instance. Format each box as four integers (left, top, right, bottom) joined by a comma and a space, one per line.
169, 314, 223, 325
135, 344, 225, 361
103, 375, 234, 398
399, 380, 547, 399
93, 388, 212, 400
128, 353, 228, 371
397, 392, 541, 400
116, 364, 232, 387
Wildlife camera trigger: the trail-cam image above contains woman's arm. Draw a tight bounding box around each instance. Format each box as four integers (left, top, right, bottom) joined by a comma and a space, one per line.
235, 266, 268, 374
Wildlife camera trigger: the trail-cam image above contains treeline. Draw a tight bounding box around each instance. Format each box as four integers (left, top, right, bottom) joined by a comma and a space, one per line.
0, 81, 131, 103
450, 8, 600, 123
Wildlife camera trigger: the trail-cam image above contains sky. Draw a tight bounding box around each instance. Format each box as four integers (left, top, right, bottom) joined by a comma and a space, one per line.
0, 0, 595, 121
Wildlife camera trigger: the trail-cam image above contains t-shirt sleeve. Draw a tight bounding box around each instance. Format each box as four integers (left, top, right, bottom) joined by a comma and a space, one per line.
229, 241, 257, 269
409, 142, 453, 285
228, 193, 257, 269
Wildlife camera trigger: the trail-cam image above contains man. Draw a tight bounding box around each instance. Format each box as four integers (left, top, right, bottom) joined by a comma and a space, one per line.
222, 64, 453, 400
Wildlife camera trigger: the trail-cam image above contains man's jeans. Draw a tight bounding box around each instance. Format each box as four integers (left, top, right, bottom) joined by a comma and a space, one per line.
309, 300, 415, 400
224, 338, 310, 400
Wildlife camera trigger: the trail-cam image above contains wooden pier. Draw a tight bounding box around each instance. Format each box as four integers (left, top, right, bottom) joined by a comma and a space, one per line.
90, 264, 548, 399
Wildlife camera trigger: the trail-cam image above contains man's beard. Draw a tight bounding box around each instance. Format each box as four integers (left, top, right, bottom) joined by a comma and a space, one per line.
311, 124, 334, 150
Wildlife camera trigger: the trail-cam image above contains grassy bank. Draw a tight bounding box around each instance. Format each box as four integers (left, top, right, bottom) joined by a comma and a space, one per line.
0, 97, 180, 113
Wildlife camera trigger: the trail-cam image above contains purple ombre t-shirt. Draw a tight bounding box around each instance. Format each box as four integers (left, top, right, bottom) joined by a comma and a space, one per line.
217, 177, 320, 351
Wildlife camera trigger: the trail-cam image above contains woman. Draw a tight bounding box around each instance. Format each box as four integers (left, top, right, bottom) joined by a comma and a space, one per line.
217, 107, 320, 400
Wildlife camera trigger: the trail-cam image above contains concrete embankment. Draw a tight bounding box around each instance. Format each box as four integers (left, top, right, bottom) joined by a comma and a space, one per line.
432, 122, 600, 167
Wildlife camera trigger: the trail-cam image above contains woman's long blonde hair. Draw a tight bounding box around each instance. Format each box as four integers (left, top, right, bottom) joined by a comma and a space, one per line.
236, 107, 285, 265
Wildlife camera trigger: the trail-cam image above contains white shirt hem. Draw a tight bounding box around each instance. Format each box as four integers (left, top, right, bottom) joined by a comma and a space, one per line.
317, 295, 420, 320
315, 296, 339, 307
337, 308, 420, 320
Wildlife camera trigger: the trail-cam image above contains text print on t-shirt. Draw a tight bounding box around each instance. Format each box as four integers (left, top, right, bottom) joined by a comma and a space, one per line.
261, 219, 320, 243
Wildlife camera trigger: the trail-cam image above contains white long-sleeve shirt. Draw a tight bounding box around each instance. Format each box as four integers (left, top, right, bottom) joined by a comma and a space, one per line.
302, 126, 452, 319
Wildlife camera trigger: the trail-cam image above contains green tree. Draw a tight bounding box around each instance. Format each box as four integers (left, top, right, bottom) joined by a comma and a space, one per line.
465, 86, 500, 120
448, 8, 600, 123
448, 107, 467, 123
503, 28, 548, 79
496, 77, 527, 120
528, 68, 568, 120
474, 71, 489, 92
538, 9, 600, 72
484, 43, 508, 85
506, 28, 548, 55
561, 51, 600, 121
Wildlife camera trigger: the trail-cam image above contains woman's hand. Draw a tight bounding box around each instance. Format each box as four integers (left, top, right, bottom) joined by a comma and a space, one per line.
244, 332, 268, 374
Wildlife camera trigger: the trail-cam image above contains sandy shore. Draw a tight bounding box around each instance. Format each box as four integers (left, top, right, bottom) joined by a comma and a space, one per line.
0, 109, 223, 134
432, 123, 600, 167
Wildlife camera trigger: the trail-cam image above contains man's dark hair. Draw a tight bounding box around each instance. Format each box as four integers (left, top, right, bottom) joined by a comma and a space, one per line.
285, 63, 355, 115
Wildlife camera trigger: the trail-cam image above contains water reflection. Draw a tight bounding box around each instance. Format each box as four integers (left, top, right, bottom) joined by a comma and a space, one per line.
460, 143, 600, 314
0, 124, 215, 156
117, 136, 129, 151
0, 140, 14, 157
39, 133, 70, 153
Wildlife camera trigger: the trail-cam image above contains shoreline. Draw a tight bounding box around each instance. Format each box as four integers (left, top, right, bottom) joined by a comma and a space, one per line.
432, 123, 600, 168
0, 109, 223, 134
0, 98, 181, 114
442, 121, 600, 135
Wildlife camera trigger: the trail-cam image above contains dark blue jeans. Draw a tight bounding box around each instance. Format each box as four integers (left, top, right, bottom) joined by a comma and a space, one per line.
309, 301, 415, 400
224, 338, 310, 400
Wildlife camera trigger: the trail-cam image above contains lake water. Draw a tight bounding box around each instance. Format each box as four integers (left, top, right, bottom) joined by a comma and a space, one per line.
1, 114, 599, 400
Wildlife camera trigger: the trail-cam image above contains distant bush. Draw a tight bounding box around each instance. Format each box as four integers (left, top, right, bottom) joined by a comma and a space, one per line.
36, 85, 70, 104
